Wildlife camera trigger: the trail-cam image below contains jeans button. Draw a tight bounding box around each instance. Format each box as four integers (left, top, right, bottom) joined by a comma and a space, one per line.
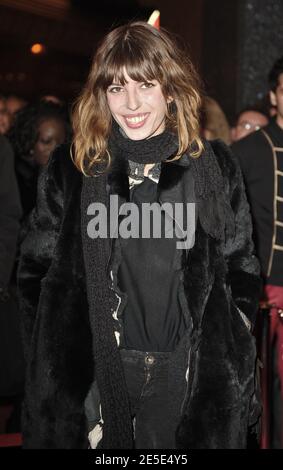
145, 354, 155, 365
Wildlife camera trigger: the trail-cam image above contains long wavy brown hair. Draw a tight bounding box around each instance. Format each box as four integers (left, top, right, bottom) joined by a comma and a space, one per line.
72, 21, 203, 175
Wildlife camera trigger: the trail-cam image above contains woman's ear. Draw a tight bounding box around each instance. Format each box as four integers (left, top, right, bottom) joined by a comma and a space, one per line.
167, 96, 174, 104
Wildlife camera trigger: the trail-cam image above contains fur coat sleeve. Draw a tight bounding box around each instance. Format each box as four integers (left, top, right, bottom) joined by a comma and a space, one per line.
211, 139, 261, 329
17, 147, 65, 361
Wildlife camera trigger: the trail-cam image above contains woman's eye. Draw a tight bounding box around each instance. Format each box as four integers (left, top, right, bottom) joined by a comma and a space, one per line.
108, 86, 123, 93
141, 82, 155, 89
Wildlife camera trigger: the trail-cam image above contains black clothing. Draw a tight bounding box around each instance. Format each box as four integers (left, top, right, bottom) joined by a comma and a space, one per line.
0, 136, 24, 398
80, 129, 189, 449
18, 139, 261, 449
80, 129, 233, 449
117, 177, 187, 352
110, 120, 178, 164
120, 348, 178, 449
0, 136, 22, 288
232, 120, 283, 285
15, 158, 38, 220
109, 122, 230, 244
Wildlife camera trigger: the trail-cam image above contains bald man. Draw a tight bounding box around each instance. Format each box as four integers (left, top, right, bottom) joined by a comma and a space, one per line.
231, 109, 269, 142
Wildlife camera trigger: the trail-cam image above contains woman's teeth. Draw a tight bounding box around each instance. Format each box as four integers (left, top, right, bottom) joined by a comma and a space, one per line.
125, 114, 147, 123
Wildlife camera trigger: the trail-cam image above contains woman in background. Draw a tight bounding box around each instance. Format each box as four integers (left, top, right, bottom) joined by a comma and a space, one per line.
8, 101, 71, 219
201, 96, 231, 145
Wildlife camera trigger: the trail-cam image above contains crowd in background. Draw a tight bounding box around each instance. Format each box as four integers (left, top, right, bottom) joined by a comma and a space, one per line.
0, 94, 71, 433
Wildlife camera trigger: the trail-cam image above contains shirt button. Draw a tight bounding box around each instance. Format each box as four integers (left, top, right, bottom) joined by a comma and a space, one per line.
145, 355, 155, 365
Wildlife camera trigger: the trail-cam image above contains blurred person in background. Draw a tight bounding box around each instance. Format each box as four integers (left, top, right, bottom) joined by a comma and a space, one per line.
8, 100, 71, 220
5, 95, 27, 121
1, 100, 70, 428
232, 55, 283, 449
41, 95, 64, 106
231, 109, 269, 143
0, 135, 24, 429
0, 135, 21, 306
269, 106, 277, 118
201, 96, 231, 145
0, 95, 11, 135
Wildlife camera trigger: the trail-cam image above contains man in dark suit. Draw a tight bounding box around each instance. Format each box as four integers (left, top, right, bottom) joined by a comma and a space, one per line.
232, 56, 283, 449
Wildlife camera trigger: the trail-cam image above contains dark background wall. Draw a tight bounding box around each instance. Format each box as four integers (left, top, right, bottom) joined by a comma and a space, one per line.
237, 0, 283, 115
201, 0, 238, 122
0, 0, 282, 123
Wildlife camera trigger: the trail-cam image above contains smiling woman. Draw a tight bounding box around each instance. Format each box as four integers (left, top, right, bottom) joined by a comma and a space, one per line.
18, 21, 261, 450
106, 73, 169, 141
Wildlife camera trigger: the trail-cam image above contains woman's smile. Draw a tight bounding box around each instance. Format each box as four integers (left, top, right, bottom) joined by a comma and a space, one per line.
123, 112, 150, 128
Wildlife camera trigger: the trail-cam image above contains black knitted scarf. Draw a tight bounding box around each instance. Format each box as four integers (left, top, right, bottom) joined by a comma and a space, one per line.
109, 118, 179, 163
81, 122, 230, 449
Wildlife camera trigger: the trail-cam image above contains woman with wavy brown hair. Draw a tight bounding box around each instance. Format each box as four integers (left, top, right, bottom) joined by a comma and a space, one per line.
18, 21, 261, 449
72, 22, 203, 173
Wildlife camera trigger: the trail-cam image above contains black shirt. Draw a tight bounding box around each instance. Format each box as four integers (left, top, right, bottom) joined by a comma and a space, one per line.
116, 176, 188, 352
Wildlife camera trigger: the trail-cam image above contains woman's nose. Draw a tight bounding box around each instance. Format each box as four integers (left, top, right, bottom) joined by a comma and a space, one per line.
126, 88, 141, 111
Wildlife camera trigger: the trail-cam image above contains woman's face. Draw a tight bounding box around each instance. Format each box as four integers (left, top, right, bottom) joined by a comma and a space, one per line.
106, 69, 170, 140
33, 117, 66, 166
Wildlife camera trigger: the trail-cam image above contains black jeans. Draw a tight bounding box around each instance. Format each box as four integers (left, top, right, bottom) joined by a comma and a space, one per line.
120, 348, 180, 449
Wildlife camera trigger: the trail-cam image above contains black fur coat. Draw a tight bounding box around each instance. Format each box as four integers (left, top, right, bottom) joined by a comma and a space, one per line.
18, 139, 261, 448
